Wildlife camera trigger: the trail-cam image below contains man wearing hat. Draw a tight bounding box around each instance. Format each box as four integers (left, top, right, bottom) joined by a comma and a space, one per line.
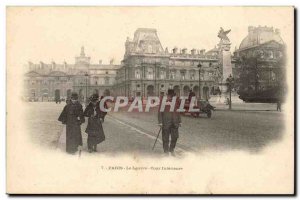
58, 92, 85, 154
158, 89, 181, 156
83, 93, 107, 153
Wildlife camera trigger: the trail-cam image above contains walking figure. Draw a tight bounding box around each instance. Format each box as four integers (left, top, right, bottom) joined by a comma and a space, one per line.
277, 99, 282, 112
58, 92, 85, 154
83, 93, 107, 153
158, 89, 181, 156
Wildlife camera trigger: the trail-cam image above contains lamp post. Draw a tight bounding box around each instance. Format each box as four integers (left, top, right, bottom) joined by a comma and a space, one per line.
197, 63, 202, 99
141, 62, 145, 98
124, 67, 126, 96
226, 74, 234, 110
84, 72, 89, 105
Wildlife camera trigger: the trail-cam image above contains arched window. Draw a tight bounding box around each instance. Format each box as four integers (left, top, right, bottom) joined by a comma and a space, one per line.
190, 70, 195, 80
180, 70, 186, 80
147, 68, 154, 79
170, 71, 176, 79
135, 69, 141, 79
160, 70, 165, 79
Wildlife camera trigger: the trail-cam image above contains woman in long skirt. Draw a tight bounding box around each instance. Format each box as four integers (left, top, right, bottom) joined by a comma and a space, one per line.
58, 92, 85, 154
83, 93, 107, 153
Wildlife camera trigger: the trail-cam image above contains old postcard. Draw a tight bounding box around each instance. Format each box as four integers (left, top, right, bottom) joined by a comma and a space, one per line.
6, 6, 294, 194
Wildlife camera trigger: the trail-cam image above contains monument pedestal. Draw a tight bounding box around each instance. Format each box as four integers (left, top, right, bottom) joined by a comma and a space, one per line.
209, 84, 244, 105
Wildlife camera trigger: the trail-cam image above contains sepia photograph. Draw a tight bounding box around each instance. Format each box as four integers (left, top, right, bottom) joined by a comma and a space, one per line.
6, 6, 294, 194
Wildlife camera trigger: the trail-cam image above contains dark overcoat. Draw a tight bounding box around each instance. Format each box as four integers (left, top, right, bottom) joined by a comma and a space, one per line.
158, 96, 181, 152
58, 101, 85, 153
158, 97, 181, 128
83, 101, 107, 145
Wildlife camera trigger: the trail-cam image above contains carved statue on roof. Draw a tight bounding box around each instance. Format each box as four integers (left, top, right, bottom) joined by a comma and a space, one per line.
218, 27, 231, 42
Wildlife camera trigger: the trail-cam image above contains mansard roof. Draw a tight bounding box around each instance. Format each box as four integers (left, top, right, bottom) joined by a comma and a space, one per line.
239, 26, 284, 51
48, 71, 68, 76
129, 28, 164, 54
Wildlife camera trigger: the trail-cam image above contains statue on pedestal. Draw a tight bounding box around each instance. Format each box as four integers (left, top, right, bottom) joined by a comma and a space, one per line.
214, 27, 243, 105
218, 27, 231, 42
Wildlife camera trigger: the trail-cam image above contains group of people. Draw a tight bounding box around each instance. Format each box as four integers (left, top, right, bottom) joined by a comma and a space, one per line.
58, 89, 182, 156
58, 92, 107, 154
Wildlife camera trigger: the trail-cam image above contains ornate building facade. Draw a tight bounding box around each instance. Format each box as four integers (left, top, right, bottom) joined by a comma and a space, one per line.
114, 28, 221, 99
24, 28, 225, 102
232, 26, 286, 102
26, 27, 284, 102
24, 47, 119, 102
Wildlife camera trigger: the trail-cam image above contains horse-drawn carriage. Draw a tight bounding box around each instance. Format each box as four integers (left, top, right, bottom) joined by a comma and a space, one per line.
182, 99, 215, 118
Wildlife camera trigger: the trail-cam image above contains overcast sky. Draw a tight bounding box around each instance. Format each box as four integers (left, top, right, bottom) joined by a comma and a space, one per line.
7, 7, 293, 67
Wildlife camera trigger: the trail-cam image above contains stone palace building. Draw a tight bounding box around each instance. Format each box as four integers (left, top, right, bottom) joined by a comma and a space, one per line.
24, 47, 119, 102
232, 26, 286, 102
114, 28, 221, 99
23, 26, 285, 102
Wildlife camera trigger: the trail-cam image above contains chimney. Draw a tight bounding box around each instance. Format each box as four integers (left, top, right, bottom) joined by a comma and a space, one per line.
80, 46, 85, 57
200, 49, 205, 55
51, 61, 56, 70
182, 48, 187, 54
99, 60, 102, 65
248, 26, 254, 33
64, 61, 67, 69
39, 61, 44, 69
172, 47, 178, 54
191, 49, 196, 55
110, 59, 114, 65
28, 61, 33, 70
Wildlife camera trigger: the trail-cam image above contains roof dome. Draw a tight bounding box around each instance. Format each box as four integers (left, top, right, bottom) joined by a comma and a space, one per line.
239, 26, 284, 50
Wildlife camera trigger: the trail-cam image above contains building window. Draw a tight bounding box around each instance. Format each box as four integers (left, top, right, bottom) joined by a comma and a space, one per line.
106, 71, 108, 74
148, 45, 153, 53
105, 77, 109, 85
275, 51, 282, 59
180, 71, 185, 80
201, 73, 205, 80
190, 73, 195, 80
267, 51, 274, 59
94, 77, 99, 85
147, 68, 154, 79
271, 71, 276, 81
190, 70, 195, 80
135, 69, 141, 79
170, 71, 175, 79
160, 71, 165, 79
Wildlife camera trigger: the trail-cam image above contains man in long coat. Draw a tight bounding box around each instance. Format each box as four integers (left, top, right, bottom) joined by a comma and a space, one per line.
58, 92, 85, 154
158, 89, 181, 156
83, 93, 107, 153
